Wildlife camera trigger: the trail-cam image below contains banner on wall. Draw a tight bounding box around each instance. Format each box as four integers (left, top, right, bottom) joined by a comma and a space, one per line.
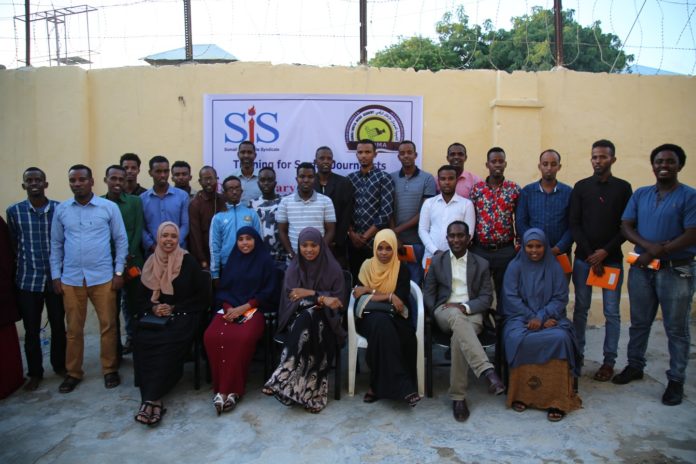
203, 94, 423, 195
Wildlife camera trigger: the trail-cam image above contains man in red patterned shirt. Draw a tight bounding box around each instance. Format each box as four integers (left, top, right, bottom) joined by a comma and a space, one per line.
469, 147, 521, 307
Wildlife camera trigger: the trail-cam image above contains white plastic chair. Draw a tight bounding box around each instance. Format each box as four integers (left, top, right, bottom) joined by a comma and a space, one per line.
347, 280, 425, 397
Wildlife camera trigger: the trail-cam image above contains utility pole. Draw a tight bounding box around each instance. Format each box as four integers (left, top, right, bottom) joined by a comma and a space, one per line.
553, 0, 564, 68
359, 0, 367, 65
184, 0, 193, 61
24, 0, 30, 66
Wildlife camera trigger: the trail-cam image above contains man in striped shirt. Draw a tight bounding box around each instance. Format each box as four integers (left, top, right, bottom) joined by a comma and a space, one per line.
277, 162, 336, 261
6, 167, 66, 391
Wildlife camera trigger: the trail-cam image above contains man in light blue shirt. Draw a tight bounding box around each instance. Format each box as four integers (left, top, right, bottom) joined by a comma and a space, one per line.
140, 155, 190, 253
233, 141, 262, 204
50, 164, 128, 394
209, 176, 262, 279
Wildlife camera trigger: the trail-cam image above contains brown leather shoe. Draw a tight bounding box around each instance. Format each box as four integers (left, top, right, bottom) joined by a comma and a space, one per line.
59, 376, 82, 393
23, 376, 42, 391
593, 364, 614, 382
452, 400, 470, 422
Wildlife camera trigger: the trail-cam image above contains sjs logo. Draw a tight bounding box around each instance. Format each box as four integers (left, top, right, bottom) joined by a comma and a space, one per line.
224, 106, 279, 144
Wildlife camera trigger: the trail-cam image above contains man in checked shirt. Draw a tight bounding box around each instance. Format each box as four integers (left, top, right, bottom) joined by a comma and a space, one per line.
347, 140, 395, 280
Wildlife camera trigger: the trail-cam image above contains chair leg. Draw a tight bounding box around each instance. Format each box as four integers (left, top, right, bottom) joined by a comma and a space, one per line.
348, 344, 357, 397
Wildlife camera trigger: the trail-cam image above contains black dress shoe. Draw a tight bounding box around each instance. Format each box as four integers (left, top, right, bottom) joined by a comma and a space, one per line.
104, 372, 121, 389
484, 369, 505, 395
59, 376, 82, 393
452, 400, 470, 422
23, 376, 42, 391
122, 337, 133, 355
612, 366, 644, 385
662, 380, 684, 406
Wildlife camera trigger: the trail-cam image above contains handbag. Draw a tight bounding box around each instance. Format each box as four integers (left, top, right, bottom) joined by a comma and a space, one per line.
139, 312, 172, 330
354, 294, 396, 319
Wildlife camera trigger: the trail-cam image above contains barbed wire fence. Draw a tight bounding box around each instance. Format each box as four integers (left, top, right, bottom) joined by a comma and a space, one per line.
0, 0, 693, 74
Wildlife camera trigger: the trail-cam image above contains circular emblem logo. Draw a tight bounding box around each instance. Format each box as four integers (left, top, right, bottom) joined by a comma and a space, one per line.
345, 105, 405, 151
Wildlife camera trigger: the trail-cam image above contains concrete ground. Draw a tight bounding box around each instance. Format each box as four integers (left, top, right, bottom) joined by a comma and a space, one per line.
1, 310, 695, 464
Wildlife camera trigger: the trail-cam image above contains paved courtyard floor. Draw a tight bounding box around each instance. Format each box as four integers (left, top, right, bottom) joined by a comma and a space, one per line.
1, 312, 694, 463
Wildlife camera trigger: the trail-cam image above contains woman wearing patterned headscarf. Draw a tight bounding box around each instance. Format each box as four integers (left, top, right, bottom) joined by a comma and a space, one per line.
353, 229, 420, 407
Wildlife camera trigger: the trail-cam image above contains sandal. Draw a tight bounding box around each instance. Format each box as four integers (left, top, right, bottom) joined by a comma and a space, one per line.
547, 408, 565, 422
512, 401, 527, 412
405, 392, 421, 408
363, 391, 378, 403
147, 401, 166, 427
593, 364, 614, 382
134, 402, 151, 425
304, 405, 323, 414
261, 386, 274, 396
223, 394, 238, 413
213, 393, 224, 416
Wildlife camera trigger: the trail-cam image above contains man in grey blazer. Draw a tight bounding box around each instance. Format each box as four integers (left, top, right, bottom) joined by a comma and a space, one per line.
423, 220, 505, 421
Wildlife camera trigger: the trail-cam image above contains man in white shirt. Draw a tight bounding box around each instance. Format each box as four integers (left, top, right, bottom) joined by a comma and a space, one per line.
418, 165, 475, 268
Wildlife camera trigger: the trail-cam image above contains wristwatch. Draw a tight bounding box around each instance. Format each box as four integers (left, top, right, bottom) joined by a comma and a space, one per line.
115, 271, 123, 277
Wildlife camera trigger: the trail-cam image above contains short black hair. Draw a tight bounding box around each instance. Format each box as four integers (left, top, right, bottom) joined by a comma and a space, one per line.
239, 141, 256, 151
399, 140, 417, 151
172, 160, 191, 171
357, 139, 377, 152
315, 146, 333, 157
650, 143, 686, 167
539, 149, 561, 162
437, 164, 458, 176
447, 220, 470, 236
199, 165, 217, 177
149, 155, 169, 170
486, 147, 506, 161
69, 164, 93, 178
296, 162, 316, 175
259, 166, 276, 176
592, 139, 616, 157
447, 142, 466, 155
120, 153, 141, 167
105, 165, 126, 177
222, 175, 241, 188
23, 167, 46, 180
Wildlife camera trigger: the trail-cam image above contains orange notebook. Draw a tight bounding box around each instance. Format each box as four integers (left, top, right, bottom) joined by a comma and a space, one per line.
586, 266, 621, 290
626, 252, 661, 270
398, 245, 417, 263
556, 253, 572, 274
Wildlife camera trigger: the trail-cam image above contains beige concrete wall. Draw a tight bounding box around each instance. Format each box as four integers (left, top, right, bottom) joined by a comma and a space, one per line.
1, 63, 695, 322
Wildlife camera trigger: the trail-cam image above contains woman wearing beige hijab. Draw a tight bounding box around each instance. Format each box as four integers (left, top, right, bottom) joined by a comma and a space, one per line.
133, 222, 206, 426
353, 229, 420, 406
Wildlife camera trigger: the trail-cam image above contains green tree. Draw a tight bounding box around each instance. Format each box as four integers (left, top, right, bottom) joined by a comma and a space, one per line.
370, 6, 633, 73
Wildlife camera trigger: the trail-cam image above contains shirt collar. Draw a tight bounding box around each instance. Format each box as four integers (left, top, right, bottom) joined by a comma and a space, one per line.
294, 190, 317, 202
536, 181, 558, 193
27, 200, 52, 213
69, 194, 97, 206
450, 250, 468, 266
398, 166, 421, 178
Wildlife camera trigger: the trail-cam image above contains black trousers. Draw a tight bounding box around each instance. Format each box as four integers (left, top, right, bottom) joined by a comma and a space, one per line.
469, 244, 517, 309
348, 241, 373, 284
17, 288, 66, 378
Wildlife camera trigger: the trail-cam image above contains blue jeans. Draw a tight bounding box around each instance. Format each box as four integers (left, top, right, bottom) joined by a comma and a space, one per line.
572, 258, 624, 366
626, 263, 695, 383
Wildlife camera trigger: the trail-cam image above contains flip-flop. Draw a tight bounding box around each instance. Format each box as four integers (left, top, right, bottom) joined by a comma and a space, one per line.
512, 401, 527, 412
134, 402, 151, 425
547, 408, 565, 422
363, 391, 378, 403
405, 392, 421, 407
147, 402, 167, 427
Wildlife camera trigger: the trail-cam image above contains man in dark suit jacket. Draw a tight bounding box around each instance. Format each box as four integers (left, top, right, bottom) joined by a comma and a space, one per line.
423, 220, 504, 422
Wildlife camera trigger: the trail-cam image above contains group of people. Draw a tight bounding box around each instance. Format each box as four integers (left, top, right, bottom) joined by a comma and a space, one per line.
0, 138, 693, 427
